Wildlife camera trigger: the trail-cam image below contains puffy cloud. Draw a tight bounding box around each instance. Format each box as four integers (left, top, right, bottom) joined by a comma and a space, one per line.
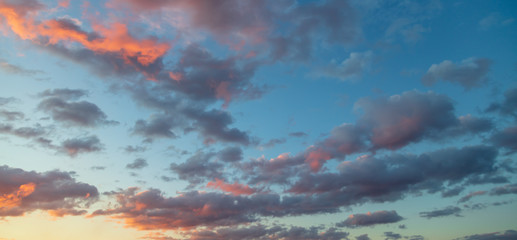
170, 151, 223, 186
132, 114, 181, 141
316, 51, 373, 81
126, 158, 149, 170
206, 178, 257, 196
38, 89, 116, 127
421, 58, 492, 89
419, 206, 462, 219
60, 135, 103, 157
336, 210, 403, 228
0, 165, 98, 217
289, 146, 501, 204
454, 230, 517, 240
91, 188, 338, 231
216, 146, 242, 162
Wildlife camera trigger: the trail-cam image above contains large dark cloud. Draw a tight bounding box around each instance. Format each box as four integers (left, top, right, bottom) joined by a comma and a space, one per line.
288, 146, 502, 204
0, 165, 98, 217
421, 58, 492, 89
38, 89, 117, 127
91, 188, 339, 230
419, 206, 462, 219
336, 210, 403, 228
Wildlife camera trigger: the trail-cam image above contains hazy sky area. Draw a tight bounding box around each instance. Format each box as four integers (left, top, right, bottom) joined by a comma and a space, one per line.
0, 0, 517, 239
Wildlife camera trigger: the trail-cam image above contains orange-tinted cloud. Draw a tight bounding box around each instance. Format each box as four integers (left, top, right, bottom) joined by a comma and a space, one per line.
0, 0, 170, 70
206, 178, 256, 196
0, 182, 35, 208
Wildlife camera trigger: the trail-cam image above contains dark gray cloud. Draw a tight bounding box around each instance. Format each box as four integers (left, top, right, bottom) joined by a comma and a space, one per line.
419, 206, 462, 219
217, 146, 243, 162
126, 158, 149, 170
422, 58, 492, 89
486, 87, 517, 118
490, 126, 517, 154
0, 110, 24, 121
0, 165, 98, 217
61, 135, 103, 157
132, 114, 180, 140
336, 210, 403, 228
0, 123, 46, 138
441, 187, 465, 198
454, 230, 517, 240
188, 225, 349, 240
490, 184, 517, 196
37, 89, 116, 127
289, 145, 502, 204
92, 188, 339, 230
124, 145, 147, 153
384, 232, 402, 240
170, 151, 223, 186
355, 234, 371, 240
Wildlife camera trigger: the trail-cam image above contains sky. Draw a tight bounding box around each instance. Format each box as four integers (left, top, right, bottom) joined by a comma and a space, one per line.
0, 0, 516, 239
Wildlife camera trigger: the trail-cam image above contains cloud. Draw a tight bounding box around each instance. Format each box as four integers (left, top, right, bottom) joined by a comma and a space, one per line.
38, 88, 88, 100
126, 158, 149, 170
479, 13, 514, 30
0, 97, 17, 106
316, 51, 373, 81
38, 89, 117, 127
186, 224, 349, 240
91, 188, 339, 231
0, 165, 98, 217
132, 114, 180, 141
0, 124, 46, 139
216, 146, 243, 162
206, 178, 257, 196
454, 230, 517, 240
490, 184, 517, 196
419, 206, 462, 219
124, 145, 147, 153
490, 126, 517, 154
0, 59, 43, 76
384, 232, 402, 240
356, 234, 371, 240
0, 0, 170, 78
421, 58, 492, 89
336, 210, 403, 228
289, 132, 308, 138
0, 110, 24, 121
260, 138, 286, 149
170, 151, 223, 186
289, 146, 501, 204
485, 87, 517, 119
458, 191, 487, 203
60, 135, 103, 157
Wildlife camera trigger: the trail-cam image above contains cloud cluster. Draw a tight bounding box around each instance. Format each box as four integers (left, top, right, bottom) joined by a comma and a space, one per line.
336, 210, 403, 228
0, 165, 98, 217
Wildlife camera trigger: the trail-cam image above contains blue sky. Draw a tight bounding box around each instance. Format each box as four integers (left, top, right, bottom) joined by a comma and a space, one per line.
0, 0, 516, 239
